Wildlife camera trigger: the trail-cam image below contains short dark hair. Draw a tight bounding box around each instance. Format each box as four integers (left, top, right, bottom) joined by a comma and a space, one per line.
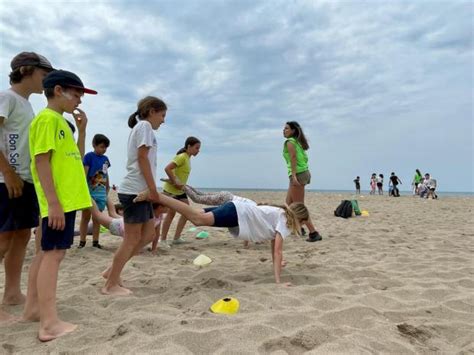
93, 134, 110, 147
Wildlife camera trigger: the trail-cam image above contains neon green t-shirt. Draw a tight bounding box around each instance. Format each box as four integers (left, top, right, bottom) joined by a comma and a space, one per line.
29, 108, 91, 218
163, 152, 191, 196
282, 137, 309, 176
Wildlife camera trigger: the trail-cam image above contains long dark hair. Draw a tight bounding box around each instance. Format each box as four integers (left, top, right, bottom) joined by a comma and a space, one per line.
286, 121, 309, 150
128, 96, 167, 128
176, 136, 201, 155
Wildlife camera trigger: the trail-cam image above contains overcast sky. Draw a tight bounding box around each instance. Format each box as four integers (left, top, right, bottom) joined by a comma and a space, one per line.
1, 0, 472, 192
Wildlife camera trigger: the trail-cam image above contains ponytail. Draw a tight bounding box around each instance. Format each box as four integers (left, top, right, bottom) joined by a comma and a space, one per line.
128, 111, 139, 128
128, 96, 167, 129
176, 136, 201, 155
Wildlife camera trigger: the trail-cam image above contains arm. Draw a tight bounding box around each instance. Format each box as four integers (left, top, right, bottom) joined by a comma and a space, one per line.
164, 162, 183, 189
35, 152, 65, 230
0, 117, 24, 198
271, 233, 284, 284
72, 108, 88, 158
138, 145, 159, 202
286, 142, 300, 186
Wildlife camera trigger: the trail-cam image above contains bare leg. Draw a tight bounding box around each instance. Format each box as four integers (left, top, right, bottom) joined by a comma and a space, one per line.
22, 225, 42, 321
160, 209, 176, 242
2, 229, 30, 305
92, 220, 101, 244
184, 186, 234, 205
0, 231, 18, 323
157, 194, 215, 226
106, 197, 121, 218
37, 249, 76, 342
79, 209, 92, 245
173, 199, 189, 240
101, 221, 150, 295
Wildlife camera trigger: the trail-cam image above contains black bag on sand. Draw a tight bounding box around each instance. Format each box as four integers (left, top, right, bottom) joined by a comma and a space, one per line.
334, 200, 353, 218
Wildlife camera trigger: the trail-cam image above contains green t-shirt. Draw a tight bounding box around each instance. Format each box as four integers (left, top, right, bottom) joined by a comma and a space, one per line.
414, 173, 422, 184
29, 108, 91, 218
282, 137, 309, 176
163, 152, 191, 196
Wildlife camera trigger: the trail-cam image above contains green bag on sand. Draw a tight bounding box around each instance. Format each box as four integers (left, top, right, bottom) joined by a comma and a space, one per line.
351, 200, 361, 216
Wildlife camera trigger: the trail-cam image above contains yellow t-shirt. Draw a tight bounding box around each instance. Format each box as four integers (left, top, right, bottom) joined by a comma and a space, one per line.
163, 152, 191, 196
29, 108, 91, 218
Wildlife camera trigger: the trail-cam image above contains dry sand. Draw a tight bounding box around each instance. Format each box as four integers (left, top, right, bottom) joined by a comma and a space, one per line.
1, 191, 473, 354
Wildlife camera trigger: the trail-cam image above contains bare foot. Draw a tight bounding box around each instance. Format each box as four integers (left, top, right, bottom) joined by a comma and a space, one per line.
243, 241, 249, 249
100, 285, 132, 296
101, 269, 124, 287
38, 320, 77, 342
2, 292, 26, 305
22, 304, 40, 322
0, 309, 19, 325
281, 260, 288, 267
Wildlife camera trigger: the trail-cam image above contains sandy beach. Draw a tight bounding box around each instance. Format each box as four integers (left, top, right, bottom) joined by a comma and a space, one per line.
1, 191, 473, 354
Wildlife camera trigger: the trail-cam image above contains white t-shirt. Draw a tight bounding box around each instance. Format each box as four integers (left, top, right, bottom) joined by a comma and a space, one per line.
229, 201, 291, 242
0, 89, 35, 183
232, 195, 257, 205
119, 120, 157, 194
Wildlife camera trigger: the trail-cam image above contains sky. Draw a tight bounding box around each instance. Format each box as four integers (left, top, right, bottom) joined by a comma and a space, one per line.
1, 0, 472, 192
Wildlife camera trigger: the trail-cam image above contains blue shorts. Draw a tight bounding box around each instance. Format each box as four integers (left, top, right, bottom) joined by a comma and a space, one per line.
118, 193, 153, 224
90, 186, 107, 211
204, 202, 238, 228
0, 182, 39, 232
41, 211, 76, 251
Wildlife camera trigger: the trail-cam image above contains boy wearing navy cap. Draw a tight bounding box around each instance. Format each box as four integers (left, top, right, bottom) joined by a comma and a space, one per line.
0, 52, 53, 324
25, 69, 96, 341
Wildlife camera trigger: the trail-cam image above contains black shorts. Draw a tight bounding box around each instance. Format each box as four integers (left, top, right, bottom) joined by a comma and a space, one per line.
204, 202, 238, 228
0, 182, 39, 232
41, 211, 76, 251
163, 190, 188, 201
377, 183, 383, 188
118, 193, 153, 224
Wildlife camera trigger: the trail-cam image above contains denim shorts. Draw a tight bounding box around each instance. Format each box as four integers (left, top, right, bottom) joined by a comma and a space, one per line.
0, 182, 40, 232
41, 211, 76, 251
204, 202, 238, 228
118, 193, 153, 224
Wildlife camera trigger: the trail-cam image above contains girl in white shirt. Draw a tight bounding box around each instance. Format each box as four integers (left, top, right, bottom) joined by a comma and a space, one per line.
156, 193, 310, 286
102, 96, 167, 296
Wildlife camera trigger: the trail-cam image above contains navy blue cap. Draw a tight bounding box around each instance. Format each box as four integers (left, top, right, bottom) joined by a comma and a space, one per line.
43, 70, 97, 95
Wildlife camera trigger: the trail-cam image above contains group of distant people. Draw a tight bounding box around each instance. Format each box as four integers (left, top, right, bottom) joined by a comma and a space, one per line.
353, 169, 438, 199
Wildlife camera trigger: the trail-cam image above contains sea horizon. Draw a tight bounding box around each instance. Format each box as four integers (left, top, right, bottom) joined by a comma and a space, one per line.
193, 187, 474, 197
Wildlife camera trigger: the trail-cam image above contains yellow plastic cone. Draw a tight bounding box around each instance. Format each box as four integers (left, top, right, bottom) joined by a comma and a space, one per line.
193, 254, 212, 266
361, 210, 370, 217
210, 297, 240, 315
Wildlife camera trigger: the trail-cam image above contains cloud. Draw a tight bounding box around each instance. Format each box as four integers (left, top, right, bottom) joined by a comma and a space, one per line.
1, 0, 472, 191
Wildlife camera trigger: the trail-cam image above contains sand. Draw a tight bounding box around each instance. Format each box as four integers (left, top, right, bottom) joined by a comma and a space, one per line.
1, 191, 473, 354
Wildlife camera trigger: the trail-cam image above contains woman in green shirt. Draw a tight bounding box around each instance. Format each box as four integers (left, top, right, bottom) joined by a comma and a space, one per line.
282, 121, 322, 242
413, 169, 423, 195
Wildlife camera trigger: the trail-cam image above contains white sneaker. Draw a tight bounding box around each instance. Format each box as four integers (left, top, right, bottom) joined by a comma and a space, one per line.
158, 240, 171, 249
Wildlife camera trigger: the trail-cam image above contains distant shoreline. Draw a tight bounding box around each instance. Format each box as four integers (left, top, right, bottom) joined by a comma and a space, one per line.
194, 187, 474, 197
